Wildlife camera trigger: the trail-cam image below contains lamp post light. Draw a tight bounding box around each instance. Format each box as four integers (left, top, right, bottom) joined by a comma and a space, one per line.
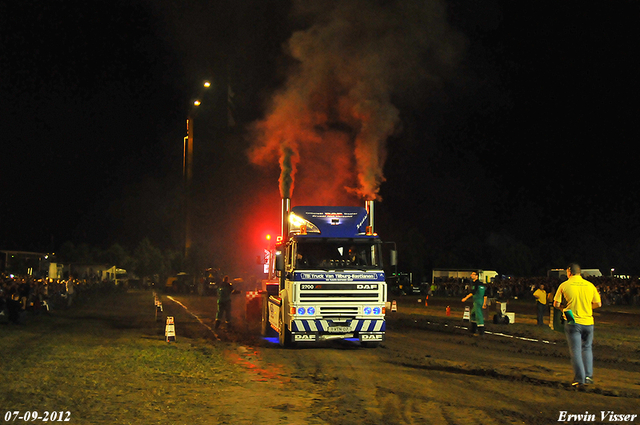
183, 80, 211, 265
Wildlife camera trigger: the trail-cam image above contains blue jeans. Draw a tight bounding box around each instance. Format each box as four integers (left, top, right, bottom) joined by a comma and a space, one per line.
536, 302, 546, 325
564, 323, 594, 384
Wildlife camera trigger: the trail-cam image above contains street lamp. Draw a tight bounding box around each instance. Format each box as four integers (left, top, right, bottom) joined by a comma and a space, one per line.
183, 80, 211, 263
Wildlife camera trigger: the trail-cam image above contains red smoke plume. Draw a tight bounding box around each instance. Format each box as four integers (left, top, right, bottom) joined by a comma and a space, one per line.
248, 0, 463, 204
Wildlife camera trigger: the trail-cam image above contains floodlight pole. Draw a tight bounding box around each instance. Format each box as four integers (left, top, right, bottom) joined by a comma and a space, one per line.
183, 116, 194, 262
181, 80, 210, 269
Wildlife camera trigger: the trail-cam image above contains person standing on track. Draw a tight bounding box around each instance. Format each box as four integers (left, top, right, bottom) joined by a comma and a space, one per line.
553, 263, 602, 389
462, 271, 487, 335
214, 276, 234, 330
533, 283, 547, 326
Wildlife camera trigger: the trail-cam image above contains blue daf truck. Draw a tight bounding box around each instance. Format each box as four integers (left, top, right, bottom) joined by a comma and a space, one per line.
264, 202, 392, 347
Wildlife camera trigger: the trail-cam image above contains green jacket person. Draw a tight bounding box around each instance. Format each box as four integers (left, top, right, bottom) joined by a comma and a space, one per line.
462, 271, 488, 335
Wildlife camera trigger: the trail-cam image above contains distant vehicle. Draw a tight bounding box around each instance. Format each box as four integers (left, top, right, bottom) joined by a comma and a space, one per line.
432, 269, 498, 284
201, 268, 223, 295
547, 268, 602, 279
165, 273, 195, 293
387, 272, 421, 295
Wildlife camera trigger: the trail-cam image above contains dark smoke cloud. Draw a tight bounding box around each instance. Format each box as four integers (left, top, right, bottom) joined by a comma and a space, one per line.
248, 0, 465, 203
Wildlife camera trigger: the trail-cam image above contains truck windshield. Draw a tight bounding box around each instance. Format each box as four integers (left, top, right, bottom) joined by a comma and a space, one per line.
295, 239, 381, 270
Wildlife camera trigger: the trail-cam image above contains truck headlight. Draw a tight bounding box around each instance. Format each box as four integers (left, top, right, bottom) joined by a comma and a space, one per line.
293, 306, 316, 315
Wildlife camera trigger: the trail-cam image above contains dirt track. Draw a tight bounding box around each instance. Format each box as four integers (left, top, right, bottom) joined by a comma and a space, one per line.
161, 293, 640, 424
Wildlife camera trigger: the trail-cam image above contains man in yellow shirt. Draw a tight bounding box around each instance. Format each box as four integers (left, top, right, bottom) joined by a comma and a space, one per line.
553, 263, 602, 389
532, 284, 547, 326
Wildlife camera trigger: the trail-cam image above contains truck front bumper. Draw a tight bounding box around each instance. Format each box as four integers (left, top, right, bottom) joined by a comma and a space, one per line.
290, 318, 385, 343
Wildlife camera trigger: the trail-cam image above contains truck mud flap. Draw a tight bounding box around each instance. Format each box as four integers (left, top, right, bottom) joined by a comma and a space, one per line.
292, 333, 318, 342
359, 332, 384, 343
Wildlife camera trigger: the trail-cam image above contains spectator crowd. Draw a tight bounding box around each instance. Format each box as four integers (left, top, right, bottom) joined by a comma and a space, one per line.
428, 275, 640, 307
0, 273, 124, 324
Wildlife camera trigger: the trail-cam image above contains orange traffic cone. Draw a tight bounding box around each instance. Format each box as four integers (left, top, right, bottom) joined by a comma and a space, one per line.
425, 295, 429, 307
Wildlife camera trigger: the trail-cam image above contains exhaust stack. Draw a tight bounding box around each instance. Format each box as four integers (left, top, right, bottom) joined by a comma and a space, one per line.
365, 200, 374, 235
281, 198, 291, 240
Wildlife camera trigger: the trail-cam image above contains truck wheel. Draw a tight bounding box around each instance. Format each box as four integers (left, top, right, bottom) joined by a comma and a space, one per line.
278, 307, 293, 347
279, 324, 293, 347
261, 296, 269, 336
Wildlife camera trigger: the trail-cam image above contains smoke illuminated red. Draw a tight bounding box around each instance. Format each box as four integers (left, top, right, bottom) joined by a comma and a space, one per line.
248, 68, 396, 203
248, 0, 463, 205
248, 4, 401, 204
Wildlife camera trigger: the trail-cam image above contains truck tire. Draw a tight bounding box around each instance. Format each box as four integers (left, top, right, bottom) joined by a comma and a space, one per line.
279, 324, 294, 347
278, 307, 294, 347
261, 297, 269, 336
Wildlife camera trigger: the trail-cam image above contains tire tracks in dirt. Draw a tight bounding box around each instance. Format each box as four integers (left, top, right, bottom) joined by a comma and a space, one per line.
165, 294, 640, 424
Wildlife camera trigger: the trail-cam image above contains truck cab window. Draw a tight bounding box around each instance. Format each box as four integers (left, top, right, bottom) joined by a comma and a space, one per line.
295, 240, 380, 269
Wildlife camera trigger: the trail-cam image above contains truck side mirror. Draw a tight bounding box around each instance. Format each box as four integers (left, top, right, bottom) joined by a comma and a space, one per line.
390, 250, 397, 267
275, 250, 284, 271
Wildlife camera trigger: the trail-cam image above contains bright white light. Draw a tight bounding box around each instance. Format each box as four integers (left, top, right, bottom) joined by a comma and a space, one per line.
289, 213, 306, 226
288, 213, 320, 233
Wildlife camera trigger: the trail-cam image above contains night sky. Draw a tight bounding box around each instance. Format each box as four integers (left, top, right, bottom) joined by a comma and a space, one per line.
2, 0, 639, 278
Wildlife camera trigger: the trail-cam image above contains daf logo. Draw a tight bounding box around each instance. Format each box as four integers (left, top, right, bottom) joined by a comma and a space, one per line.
294, 334, 316, 341
362, 334, 383, 340
357, 284, 377, 289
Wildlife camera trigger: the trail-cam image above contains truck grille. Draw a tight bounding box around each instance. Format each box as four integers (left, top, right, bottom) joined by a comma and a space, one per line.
319, 306, 358, 316
299, 292, 379, 302
297, 283, 382, 302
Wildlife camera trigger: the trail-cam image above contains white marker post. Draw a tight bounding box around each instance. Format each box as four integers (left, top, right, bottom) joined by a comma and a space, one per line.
165, 316, 176, 342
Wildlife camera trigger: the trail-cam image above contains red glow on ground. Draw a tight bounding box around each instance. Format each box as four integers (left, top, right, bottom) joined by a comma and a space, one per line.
223, 349, 290, 384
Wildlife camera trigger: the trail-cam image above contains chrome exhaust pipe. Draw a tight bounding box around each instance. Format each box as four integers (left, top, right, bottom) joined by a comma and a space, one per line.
281, 198, 291, 240
365, 200, 374, 234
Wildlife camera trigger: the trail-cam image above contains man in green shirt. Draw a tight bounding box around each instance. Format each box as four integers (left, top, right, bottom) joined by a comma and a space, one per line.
553, 263, 602, 389
462, 271, 487, 335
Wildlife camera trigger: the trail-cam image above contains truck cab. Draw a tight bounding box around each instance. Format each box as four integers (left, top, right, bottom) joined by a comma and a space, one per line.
266, 206, 389, 347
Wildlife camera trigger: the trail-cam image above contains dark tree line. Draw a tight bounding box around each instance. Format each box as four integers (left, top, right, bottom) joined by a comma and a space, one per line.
395, 227, 640, 283
55, 239, 218, 285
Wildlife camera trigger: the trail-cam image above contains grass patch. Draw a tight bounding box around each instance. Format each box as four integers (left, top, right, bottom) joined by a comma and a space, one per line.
0, 291, 247, 424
